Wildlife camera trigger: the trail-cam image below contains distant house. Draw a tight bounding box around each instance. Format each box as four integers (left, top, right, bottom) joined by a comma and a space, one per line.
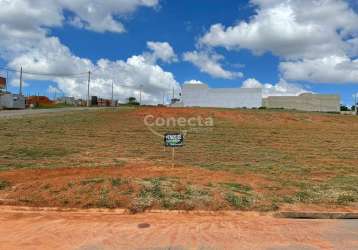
263, 93, 340, 112
57, 97, 76, 105
91, 96, 114, 107
26, 96, 53, 107
0, 93, 25, 109
0, 76, 6, 90
181, 83, 262, 108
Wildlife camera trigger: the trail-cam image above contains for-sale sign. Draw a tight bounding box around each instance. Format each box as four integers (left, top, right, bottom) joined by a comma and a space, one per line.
164, 133, 184, 147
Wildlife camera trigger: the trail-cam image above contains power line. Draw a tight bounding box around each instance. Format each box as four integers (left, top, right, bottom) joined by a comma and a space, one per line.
87, 71, 91, 107
19, 66, 23, 95
0, 66, 89, 78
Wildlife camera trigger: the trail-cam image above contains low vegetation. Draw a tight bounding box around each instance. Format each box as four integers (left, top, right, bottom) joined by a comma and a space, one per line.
0, 107, 357, 211
0, 180, 10, 190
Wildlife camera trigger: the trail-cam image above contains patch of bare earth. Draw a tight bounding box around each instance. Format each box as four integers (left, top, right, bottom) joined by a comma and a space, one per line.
0, 161, 272, 211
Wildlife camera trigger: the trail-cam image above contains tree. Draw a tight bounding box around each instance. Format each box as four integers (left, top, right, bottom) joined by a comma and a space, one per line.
340, 105, 349, 111
127, 97, 139, 105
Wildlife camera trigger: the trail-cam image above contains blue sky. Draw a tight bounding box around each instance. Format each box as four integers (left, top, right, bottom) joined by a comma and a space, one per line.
1, 0, 358, 105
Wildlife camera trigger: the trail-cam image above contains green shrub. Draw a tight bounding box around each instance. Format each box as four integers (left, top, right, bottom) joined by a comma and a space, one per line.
225, 192, 253, 209
110, 178, 127, 187
337, 194, 355, 205
0, 180, 10, 190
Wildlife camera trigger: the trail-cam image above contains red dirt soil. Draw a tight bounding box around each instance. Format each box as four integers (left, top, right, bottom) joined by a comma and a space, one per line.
0, 162, 272, 210
1, 162, 356, 212
0, 162, 269, 188
134, 106, 347, 125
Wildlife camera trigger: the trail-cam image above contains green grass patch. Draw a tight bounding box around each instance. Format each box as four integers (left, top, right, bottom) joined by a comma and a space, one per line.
224, 192, 254, 210
0, 180, 10, 190
292, 175, 358, 205
130, 178, 212, 213
110, 178, 128, 187
112, 159, 127, 166
34, 103, 75, 109
220, 182, 252, 194
0, 108, 357, 210
97, 188, 113, 208
12, 147, 74, 160
81, 178, 105, 185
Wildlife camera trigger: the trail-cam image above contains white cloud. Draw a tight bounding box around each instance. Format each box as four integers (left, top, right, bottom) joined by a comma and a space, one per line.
200, 0, 358, 59
48, 85, 62, 94
241, 78, 262, 88
146, 41, 178, 63
8, 37, 93, 77
280, 55, 358, 83
0, 0, 181, 104
199, 0, 358, 84
8, 43, 180, 104
183, 50, 243, 79
184, 80, 205, 85
10, 78, 29, 88
242, 78, 309, 97
0, 0, 160, 60
62, 0, 159, 33
0, 0, 159, 38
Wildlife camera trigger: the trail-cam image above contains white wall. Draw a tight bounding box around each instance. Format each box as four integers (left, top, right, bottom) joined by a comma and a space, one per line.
182, 84, 262, 108
263, 93, 340, 112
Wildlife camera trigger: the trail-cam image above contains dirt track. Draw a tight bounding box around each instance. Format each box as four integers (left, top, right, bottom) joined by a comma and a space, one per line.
0, 207, 357, 250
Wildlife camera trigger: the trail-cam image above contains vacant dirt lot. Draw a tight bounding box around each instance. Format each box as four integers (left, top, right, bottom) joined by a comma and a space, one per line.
0, 107, 357, 212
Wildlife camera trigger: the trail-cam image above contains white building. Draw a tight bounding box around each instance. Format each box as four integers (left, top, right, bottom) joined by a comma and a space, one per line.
181, 83, 262, 108
263, 93, 340, 112
0, 93, 25, 109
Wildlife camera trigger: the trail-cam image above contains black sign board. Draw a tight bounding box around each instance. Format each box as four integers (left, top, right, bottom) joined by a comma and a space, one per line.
164, 133, 184, 147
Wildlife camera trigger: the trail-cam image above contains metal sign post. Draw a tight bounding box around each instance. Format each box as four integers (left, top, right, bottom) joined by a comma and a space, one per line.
164, 132, 184, 168
172, 147, 175, 168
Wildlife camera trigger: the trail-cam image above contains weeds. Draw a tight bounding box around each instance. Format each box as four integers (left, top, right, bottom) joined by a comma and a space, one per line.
110, 178, 128, 187
130, 178, 213, 213
0, 108, 357, 210
220, 183, 252, 194
225, 192, 254, 210
81, 178, 105, 185
0, 180, 10, 190
292, 175, 358, 205
97, 188, 111, 208
14, 147, 73, 159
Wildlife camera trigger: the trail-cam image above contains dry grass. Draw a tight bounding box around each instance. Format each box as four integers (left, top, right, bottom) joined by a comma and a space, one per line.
0, 107, 357, 211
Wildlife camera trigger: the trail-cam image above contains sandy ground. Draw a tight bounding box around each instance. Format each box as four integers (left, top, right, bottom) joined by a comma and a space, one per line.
0, 207, 357, 250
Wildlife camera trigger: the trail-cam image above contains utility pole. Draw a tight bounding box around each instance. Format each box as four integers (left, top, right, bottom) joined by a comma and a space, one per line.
111, 80, 114, 106
19, 66, 23, 96
139, 84, 143, 105
87, 71, 91, 107
6, 70, 8, 92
